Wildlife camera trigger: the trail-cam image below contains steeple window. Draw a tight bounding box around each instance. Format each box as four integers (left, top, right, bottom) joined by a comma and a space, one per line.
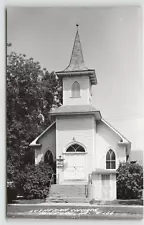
71, 81, 80, 98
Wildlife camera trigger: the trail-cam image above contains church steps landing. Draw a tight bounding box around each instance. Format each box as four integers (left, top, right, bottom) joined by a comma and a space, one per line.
47, 197, 89, 203
46, 184, 88, 203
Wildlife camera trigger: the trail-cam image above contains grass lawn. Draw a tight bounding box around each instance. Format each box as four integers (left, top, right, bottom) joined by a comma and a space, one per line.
10, 198, 143, 206
11, 199, 46, 204
90, 199, 143, 206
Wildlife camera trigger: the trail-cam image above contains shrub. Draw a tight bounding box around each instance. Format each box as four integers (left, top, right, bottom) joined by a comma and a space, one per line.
7, 182, 17, 203
14, 162, 53, 199
117, 162, 143, 199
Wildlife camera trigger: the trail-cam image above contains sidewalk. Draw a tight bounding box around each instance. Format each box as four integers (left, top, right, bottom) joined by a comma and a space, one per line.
7, 202, 143, 220
8, 202, 144, 207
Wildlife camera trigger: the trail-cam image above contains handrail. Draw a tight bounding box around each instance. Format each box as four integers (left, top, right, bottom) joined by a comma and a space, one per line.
48, 173, 58, 195
85, 185, 88, 198
86, 173, 92, 198
88, 173, 92, 184
51, 173, 58, 184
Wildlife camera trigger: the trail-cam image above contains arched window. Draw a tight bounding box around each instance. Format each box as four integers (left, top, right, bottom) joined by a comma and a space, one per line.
44, 150, 53, 165
71, 81, 80, 98
66, 144, 85, 152
106, 149, 116, 169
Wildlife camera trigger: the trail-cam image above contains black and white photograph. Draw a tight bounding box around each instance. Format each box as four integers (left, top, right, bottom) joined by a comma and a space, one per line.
6, 5, 143, 220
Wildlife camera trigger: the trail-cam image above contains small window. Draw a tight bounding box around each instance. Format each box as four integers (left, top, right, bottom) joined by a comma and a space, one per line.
71, 81, 80, 98
66, 144, 85, 152
106, 149, 116, 169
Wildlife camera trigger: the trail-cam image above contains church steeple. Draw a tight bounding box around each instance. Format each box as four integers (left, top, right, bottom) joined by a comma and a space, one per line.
64, 24, 88, 71
56, 25, 97, 86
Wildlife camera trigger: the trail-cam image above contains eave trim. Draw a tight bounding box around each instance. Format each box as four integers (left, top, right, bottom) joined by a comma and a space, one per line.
29, 121, 56, 147
101, 118, 131, 145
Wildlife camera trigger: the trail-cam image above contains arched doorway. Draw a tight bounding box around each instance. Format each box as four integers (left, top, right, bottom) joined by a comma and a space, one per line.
64, 143, 86, 181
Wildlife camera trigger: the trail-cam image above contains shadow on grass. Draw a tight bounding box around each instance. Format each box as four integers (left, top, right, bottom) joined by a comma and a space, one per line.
10, 198, 46, 204
89, 199, 143, 206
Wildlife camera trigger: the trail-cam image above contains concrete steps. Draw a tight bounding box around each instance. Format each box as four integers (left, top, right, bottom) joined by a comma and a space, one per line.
46, 184, 88, 203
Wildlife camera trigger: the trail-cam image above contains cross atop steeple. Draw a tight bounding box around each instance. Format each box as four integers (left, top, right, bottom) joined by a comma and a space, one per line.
64, 25, 88, 71
76, 23, 79, 29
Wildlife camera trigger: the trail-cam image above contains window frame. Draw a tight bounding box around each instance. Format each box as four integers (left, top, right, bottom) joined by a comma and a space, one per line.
71, 81, 81, 98
66, 144, 85, 153
44, 149, 54, 165
106, 149, 116, 169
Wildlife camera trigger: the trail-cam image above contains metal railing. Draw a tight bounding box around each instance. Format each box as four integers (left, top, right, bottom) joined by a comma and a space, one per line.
85, 185, 88, 198
50, 173, 59, 184
86, 173, 93, 198
47, 173, 59, 196
88, 173, 92, 184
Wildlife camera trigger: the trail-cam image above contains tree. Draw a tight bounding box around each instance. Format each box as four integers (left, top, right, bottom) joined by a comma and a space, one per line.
7, 45, 62, 182
117, 162, 143, 199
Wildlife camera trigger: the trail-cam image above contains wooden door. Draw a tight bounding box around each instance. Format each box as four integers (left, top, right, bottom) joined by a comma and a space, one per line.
64, 154, 86, 180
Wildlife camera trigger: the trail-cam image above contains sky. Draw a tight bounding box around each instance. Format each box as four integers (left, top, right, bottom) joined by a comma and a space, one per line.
7, 6, 144, 150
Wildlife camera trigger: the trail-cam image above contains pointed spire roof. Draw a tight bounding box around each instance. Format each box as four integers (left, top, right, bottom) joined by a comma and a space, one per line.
56, 25, 97, 85
64, 25, 88, 71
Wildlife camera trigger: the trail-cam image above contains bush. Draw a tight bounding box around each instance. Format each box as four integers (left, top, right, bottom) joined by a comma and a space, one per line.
117, 162, 143, 199
7, 182, 17, 203
14, 162, 53, 199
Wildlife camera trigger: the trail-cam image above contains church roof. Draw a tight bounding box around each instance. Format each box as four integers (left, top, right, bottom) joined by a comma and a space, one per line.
101, 118, 131, 155
101, 119, 131, 143
29, 121, 56, 146
49, 104, 101, 119
56, 25, 97, 85
30, 109, 131, 149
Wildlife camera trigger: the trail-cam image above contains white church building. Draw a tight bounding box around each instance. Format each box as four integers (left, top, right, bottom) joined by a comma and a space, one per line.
30, 26, 131, 201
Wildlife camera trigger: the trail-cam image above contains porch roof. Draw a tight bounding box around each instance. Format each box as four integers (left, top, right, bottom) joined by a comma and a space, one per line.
92, 169, 118, 175
49, 104, 101, 119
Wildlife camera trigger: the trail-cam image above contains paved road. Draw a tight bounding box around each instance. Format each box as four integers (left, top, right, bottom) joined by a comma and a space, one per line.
7, 204, 143, 220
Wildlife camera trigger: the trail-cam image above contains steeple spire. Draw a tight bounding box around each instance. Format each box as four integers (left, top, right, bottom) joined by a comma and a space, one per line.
64, 25, 88, 71
56, 25, 97, 85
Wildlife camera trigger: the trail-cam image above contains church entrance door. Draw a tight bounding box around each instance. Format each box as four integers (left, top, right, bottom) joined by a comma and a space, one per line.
64, 154, 86, 181
63, 143, 86, 181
